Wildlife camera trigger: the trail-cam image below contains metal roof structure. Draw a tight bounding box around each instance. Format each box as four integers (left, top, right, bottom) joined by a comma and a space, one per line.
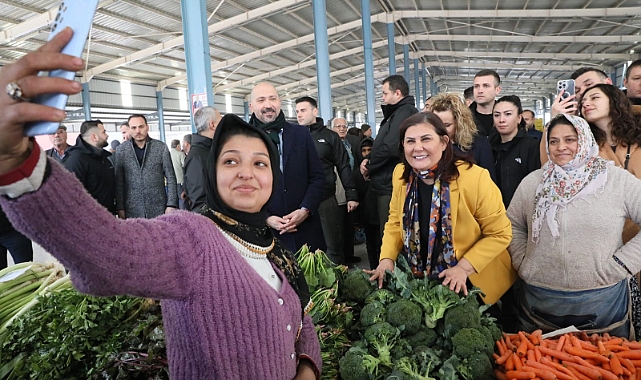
1, 0, 640, 113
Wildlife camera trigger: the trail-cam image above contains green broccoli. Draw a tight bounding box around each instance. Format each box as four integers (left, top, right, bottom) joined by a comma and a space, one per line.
394, 356, 436, 380
411, 283, 461, 328
338, 347, 380, 380
405, 327, 438, 349
365, 288, 397, 306
342, 270, 376, 303
360, 301, 387, 327
363, 322, 400, 366
443, 302, 482, 336
391, 338, 413, 361
451, 328, 493, 359
462, 353, 494, 380
386, 299, 423, 335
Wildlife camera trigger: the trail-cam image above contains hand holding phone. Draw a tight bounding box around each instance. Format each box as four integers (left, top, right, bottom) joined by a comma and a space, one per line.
552, 79, 578, 116
23, 0, 99, 136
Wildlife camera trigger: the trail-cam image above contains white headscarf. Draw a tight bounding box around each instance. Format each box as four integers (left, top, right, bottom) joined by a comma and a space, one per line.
532, 114, 610, 241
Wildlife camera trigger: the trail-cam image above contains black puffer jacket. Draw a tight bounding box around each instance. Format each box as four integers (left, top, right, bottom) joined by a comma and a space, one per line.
183, 133, 212, 212
63, 135, 116, 214
490, 129, 541, 207
367, 96, 418, 196
308, 118, 357, 202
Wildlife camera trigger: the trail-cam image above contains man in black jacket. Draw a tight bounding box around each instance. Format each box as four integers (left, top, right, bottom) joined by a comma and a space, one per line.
295, 97, 358, 264
63, 120, 116, 214
360, 75, 418, 233
183, 106, 222, 212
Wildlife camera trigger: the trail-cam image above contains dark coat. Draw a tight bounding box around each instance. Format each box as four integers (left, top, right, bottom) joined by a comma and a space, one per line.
490, 129, 541, 207
267, 122, 327, 253
63, 135, 116, 214
114, 138, 178, 218
183, 133, 212, 212
367, 96, 418, 196
454, 134, 497, 183
308, 118, 357, 202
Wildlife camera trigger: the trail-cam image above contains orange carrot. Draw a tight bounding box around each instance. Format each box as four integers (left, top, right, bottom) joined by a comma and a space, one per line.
506, 353, 516, 371
565, 365, 593, 380
573, 356, 620, 380
617, 351, 641, 360
498, 338, 507, 355
539, 346, 578, 362
518, 339, 529, 358
506, 334, 517, 352
623, 341, 641, 350
505, 370, 536, 379
556, 336, 567, 351
519, 331, 536, 350
525, 360, 575, 380
579, 331, 590, 342
618, 355, 637, 374
563, 361, 603, 380
603, 332, 612, 341
514, 353, 524, 371
578, 340, 598, 352
527, 349, 536, 363
564, 346, 610, 363
496, 350, 512, 365
535, 346, 543, 362
521, 365, 556, 380
607, 337, 624, 345
609, 353, 624, 376
604, 344, 630, 352
597, 340, 610, 356
540, 357, 580, 380
570, 335, 583, 349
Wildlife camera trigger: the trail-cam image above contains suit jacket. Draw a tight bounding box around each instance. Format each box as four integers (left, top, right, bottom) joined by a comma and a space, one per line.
380, 163, 517, 304
114, 138, 178, 219
268, 122, 327, 253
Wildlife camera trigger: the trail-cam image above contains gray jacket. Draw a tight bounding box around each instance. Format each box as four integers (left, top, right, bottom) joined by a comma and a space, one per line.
115, 138, 178, 218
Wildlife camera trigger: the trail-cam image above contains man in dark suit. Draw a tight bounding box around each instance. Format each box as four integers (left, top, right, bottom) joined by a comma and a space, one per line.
249, 82, 326, 253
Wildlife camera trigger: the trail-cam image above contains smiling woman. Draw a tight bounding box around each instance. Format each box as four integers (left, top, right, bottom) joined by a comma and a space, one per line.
0, 30, 321, 379
367, 112, 517, 327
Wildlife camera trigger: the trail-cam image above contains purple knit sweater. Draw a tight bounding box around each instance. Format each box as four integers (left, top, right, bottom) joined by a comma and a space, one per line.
0, 161, 322, 379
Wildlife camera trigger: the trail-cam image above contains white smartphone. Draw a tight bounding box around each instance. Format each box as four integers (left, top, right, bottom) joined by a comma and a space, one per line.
556, 79, 576, 100
23, 0, 99, 136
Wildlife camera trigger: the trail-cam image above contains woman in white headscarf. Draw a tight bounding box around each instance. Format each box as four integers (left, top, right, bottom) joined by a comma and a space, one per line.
508, 114, 641, 339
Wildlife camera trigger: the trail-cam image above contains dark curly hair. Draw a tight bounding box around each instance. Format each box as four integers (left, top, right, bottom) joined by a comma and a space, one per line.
398, 112, 472, 183
580, 83, 641, 147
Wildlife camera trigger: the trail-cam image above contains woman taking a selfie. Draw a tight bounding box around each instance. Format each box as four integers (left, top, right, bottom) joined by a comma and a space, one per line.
367, 112, 516, 308
0, 29, 320, 380
508, 114, 641, 338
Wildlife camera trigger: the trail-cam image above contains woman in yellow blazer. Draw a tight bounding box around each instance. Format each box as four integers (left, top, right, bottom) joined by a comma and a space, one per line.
367, 112, 517, 305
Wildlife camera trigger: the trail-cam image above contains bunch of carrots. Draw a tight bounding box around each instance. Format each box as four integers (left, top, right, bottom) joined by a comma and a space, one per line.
493, 330, 641, 380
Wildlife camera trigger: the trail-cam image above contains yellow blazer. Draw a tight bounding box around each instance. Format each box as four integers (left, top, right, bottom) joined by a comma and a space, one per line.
380, 163, 517, 304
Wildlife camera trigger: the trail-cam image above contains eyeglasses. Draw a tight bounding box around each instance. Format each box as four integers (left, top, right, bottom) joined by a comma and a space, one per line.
334, 125, 347, 129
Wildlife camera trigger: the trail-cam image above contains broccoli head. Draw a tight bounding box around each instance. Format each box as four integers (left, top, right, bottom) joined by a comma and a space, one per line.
391, 338, 413, 361
412, 283, 462, 328
443, 302, 482, 337
394, 356, 437, 380
451, 328, 493, 359
360, 301, 387, 327
342, 270, 376, 303
339, 347, 381, 380
462, 353, 494, 380
363, 322, 400, 367
405, 327, 438, 349
365, 288, 397, 306
386, 299, 423, 335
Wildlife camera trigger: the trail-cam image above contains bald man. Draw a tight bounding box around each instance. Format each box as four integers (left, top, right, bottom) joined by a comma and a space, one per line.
249, 82, 327, 254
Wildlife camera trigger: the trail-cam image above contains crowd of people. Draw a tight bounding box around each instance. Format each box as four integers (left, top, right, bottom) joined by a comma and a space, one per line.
2, 27, 641, 378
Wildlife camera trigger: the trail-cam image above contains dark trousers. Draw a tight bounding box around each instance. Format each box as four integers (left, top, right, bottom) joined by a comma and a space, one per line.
337, 204, 355, 261
0, 229, 33, 269
377, 194, 392, 236
318, 196, 342, 261
365, 223, 382, 270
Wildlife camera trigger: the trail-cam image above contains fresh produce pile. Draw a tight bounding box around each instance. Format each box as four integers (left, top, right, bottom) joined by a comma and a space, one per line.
0, 263, 167, 380
296, 245, 502, 380
495, 331, 641, 380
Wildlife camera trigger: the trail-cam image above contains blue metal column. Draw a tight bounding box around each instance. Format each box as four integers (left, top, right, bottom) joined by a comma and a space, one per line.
403, 44, 410, 83
81, 82, 91, 120
156, 90, 166, 143
244, 100, 250, 122
421, 63, 427, 105
430, 76, 438, 96
413, 58, 420, 109
387, 22, 396, 75
180, 0, 214, 133
361, 0, 376, 130
313, 0, 332, 121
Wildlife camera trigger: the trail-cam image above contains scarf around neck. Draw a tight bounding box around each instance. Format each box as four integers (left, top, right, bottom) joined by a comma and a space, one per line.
201, 114, 311, 320
402, 165, 457, 277
250, 110, 286, 146
532, 114, 610, 241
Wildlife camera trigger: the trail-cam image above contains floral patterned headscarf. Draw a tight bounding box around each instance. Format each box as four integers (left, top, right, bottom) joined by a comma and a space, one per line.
532, 114, 610, 241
